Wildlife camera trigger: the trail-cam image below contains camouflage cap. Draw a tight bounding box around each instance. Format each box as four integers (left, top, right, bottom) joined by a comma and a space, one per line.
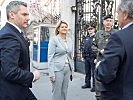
103, 14, 113, 20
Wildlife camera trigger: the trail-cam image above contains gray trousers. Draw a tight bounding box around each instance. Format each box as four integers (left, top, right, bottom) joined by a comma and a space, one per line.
52, 64, 71, 100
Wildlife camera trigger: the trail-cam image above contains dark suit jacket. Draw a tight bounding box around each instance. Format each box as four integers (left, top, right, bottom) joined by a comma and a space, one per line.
95, 24, 133, 100
0, 23, 35, 100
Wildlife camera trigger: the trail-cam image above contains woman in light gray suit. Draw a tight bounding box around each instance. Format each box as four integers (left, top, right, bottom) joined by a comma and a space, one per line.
48, 21, 74, 100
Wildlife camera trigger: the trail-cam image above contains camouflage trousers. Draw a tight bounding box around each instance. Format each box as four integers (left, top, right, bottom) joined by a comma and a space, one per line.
95, 79, 102, 100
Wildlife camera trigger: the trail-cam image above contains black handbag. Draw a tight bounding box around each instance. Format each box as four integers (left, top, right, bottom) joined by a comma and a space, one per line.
70, 74, 73, 81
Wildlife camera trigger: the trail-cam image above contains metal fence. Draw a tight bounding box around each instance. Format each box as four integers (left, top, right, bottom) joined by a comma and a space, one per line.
74, 0, 117, 72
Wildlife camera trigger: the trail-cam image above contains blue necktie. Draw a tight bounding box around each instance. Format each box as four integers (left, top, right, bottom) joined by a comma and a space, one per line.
21, 31, 24, 36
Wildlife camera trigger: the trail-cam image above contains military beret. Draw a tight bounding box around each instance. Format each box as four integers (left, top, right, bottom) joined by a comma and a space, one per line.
103, 14, 113, 20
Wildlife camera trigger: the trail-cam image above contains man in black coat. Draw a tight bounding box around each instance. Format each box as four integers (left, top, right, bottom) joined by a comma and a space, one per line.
95, 0, 133, 100
0, 1, 40, 100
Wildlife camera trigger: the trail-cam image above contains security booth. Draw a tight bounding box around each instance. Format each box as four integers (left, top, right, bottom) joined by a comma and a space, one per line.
31, 24, 56, 70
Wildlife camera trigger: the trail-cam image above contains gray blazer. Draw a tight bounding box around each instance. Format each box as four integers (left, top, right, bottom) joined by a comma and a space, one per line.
48, 35, 74, 77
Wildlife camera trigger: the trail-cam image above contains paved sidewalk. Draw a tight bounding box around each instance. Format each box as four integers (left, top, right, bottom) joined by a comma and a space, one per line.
31, 68, 96, 100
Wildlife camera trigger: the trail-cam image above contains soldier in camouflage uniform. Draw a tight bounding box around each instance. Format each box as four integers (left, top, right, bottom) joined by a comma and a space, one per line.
92, 14, 118, 100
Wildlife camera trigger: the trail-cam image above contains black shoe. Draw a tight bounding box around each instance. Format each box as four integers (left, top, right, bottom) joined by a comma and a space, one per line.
90, 87, 95, 92
81, 84, 91, 89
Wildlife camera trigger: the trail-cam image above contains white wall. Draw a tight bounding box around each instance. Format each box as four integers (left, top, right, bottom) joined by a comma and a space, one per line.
60, 0, 76, 41
1, 0, 9, 28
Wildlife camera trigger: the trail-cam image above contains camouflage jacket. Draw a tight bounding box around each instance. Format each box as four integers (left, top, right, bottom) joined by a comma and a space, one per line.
92, 29, 118, 61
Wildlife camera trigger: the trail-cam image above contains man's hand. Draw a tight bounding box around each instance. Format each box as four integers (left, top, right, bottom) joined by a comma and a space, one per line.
94, 59, 97, 64
100, 49, 104, 55
96, 61, 101, 68
33, 70, 41, 82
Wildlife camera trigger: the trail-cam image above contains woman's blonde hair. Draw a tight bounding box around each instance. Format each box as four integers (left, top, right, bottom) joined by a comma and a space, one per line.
55, 20, 68, 35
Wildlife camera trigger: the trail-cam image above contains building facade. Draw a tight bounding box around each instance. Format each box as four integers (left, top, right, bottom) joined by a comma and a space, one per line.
0, 0, 119, 73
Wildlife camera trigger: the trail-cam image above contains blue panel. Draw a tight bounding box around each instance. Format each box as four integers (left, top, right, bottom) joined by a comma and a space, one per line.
33, 44, 38, 61
40, 41, 49, 62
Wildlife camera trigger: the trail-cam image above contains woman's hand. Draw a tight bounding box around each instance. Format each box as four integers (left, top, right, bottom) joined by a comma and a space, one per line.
50, 76, 56, 83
